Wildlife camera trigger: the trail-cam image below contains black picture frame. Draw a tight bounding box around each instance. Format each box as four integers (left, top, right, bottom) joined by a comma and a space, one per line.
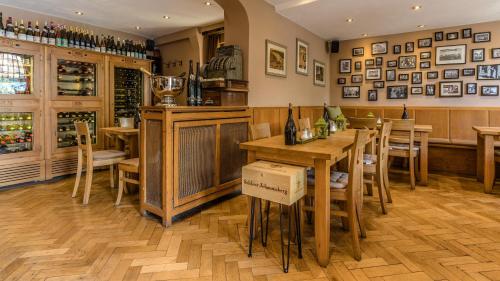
446, 32, 459, 40
366, 67, 382, 80
387, 60, 398, 68
492, 48, 500, 59
386, 69, 396, 81
412, 72, 423, 84
372, 41, 388, 55
351, 74, 363, 83
439, 81, 463, 97
435, 31, 444, 41
420, 52, 431, 59
466, 83, 477, 95
481, 85, 499, 96
352, 47, 364, 56
354, 61, 362, 71
365, 59, 375, 66
462, 28, 472, 39
399, 73, 409, 81
411, 86, 423, 95
393, 45, 401, 54
375, 57, 383, 66
373, 81, 385, 88
474, 32, 491, 43
339, 58, 352, 73
405, 42, 414, 53
420, 61, 431, 69
337, 77, 346, 84
443, 69, 460, 79
472, 48, 485, 62
368, 89, 378, 101
425, 84, 436, 96
387, 85, 408, 99
398, 55, 417, 69
462, 68, 475, 76
477, 64, 500, 80
343, 86, 361, 98
427, 71, 439, 79
435, 44, 467, 65
418, 38, 432, 48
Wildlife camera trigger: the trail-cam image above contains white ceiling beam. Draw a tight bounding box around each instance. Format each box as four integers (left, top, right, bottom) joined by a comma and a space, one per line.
274, 0, 319, 11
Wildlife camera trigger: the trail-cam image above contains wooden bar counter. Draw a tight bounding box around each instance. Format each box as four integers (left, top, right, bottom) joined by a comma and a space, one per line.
140, 106, 251, 225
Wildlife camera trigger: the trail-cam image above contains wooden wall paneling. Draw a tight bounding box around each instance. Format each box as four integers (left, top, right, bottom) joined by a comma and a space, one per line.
278, 107, 299, 135
299, 106, 323, 124
356, 108, 383, 119
428, 145, 477, 176
252, 107, 281, 136
488, 109, 500, 127
415, 108, 450, 143
340, 107, 356, 118
383, 107, 415, 120
450, 109, 488, 145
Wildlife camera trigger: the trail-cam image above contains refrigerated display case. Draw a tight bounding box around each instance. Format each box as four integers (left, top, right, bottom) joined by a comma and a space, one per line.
0, 112, 33, 154
56, 111, 97, 148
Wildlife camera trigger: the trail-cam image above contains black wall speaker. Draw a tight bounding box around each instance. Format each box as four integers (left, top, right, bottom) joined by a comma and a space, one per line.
330, 40, 340, 53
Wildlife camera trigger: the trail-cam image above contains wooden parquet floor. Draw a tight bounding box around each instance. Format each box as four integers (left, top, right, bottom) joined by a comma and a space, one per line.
1, 172, 500, 281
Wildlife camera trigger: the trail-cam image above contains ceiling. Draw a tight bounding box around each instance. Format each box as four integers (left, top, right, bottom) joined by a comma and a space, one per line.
0, 0, 224, 39
265, 0, 500, 40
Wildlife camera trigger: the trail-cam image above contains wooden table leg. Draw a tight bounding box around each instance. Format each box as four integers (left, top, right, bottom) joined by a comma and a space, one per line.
247, 151, 257, 240
314, 158, 331, 267
419, 132, 429, 186
483, 135, 495, 194
477, 134, 485, 182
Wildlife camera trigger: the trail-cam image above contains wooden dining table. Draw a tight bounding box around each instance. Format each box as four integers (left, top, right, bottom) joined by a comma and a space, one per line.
473, 126, 500, 193
239, 129, 370, 267
412, 125, 433, 185
100, 127, 139, 158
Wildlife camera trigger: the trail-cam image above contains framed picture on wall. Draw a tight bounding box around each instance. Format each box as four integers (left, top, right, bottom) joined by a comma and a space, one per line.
339, 59, 352, 73
351, 74, 363, 83
387, 85, 408, 99
418, 38, 432, 48
427, 71, 439, 79
295, 39, 309, 75
426, 84, 436, 96
435, 31, 444, 41
375, 57, 383, 66
366, 68, 382, 80
373, 81, 385, 88
368, 90, 378, 101
446, 32, 459, 40
435, 44, 467, 65
354, 61, 362, 71
337, 77, 346, 84
412, 72, 422, 84
372, 41, 388, 55
462, 28, 472, 39
399, 73, 409, 81
365, 59, 375, 66
420, 61, 431, 69
343, 86, 361, 98
387, 60, 397, 67
352, 47, 364, 56
472, 48, 485, 62
265, 40, 287, 77
405, 42, 415, 53
314, 60, 326, 86
393, 45, 401, 54
420, 52, 431, 59
474, 32, 491, 43
398, 55, 417, 69
492, 48, 500, 59
439, 81, 463, 97
411, 87, 423, 95
466, 83, 477, 95
386, 69, 396, 81
477, 64, 500, 80
462, 68, 475, 76
481, 85, 499, 96
443, 69, 460, 79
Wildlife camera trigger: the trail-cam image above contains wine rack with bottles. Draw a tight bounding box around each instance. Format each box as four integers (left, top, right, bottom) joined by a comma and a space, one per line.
56, 111, 96, 148
0, 52, 33, 95
113, 67, 143, 125
0, 112, 33, 155
57, 59, 96, 96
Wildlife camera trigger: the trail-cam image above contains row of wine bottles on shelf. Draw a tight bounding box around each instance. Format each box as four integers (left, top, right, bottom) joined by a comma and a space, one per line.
57, 112, 95, 119
0, 132, 33, 145
0, 114, 32, 121
57, 134, 96, 147
0, 12, 147, 59
0, 124, 32, 131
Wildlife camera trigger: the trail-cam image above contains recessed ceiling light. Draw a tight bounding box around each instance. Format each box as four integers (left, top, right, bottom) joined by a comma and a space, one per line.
204, 1, 212, 6
135, 26, 141, 30
362, 33, 368, 37
346, 18, 353, 23
163, 15, 170, 19
75, 11, 84, 16
412, 5, 422, 10
417, 24, 425, 28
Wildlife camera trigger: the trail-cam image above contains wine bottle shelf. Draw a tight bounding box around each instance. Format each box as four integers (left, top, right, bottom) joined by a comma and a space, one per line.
113, 67, 143, 125
0, 112, 34, 155
0, 52, 34, 95
56, 111, 96, 148
57, 59, 97, 97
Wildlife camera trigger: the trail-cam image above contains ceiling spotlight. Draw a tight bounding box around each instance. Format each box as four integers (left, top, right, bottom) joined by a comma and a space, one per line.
346, 18, 353, 23
204, 1, 212, 6
417, 24, 425, 28
412, 5, 422, 10
135, 26, 141, 30
163, 15, 170, 19
75, 11, 84, 16
362, 33, 368, 37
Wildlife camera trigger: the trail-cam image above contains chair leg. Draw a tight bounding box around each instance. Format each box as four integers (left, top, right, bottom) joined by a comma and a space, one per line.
415, 155, 421, 182
110, 165, 115, 188
72, 150, 83, 198
348, 200, 361, 261
356, 201, 367, 239
247, 197, 256, 257
115, 169, 124, 206
409, 156, 416, 190
366, 175, 374, 196
376, 173, 387, 214
339, 201, 349, 231
383, 166, 393, 203
83, 161, 94, 205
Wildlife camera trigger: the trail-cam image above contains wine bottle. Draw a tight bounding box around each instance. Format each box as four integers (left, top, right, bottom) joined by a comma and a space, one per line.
284, 103, 297, 145
55, 25, 62, 46
25, 21, 33, 41
61, 26, 68, 47
116, 37, 122, 55
33, 21, 40, 42
401, 104, 409, 119
67, 26, 74, 48
187, 60, 195, 106
0, 12, 6, 37
90, 31, 96, 50
85, 30, 91, 50
5, 17, 14, 38
13, 20, 19, 38
195, 62, 202, 106
323, 103, 330, 136
41, 21, 48, 44
100, 34, 106, 53
94, 34, 100, 52
48, 22, 56, 45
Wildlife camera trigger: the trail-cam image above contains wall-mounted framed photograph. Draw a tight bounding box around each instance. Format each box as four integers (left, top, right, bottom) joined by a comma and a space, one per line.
295, 38, 309, 75
472, 48, 485, 62
398, 55, 417, 69
446, 32, 459, 40
368, 89, 378, 101
265, 39, 287, 77
387, 60, 398, 68
412, 72, 422, 84
420, 52, 431, 59
462, 68, 475, 76
439, 81, 463, 97
466, 83, 477, 95
386, 69, 396, 81
365, 59, 375, 66
477, 64, 500, 80
373, 81, 385, 88
481, 85, 499, 96
375, 57, 383, 66
337, 77, 346, 84
491, 48, 500, 59
435, 44, 467, 65
351, 74, 363, 83
443, 69, 459, 79
343, 86, 361, 98
411, 87, 423, 95
372, 41, 388, 55
313, 60, 326, 86
435, 31, 444, 41
420, 61, 431, 69
462, 28, 472, 39
427, 71, 439, 79
418, 38, 432, 48
393, 45, 401, 54
474, 32, 491, 43
387, 85, 408, 99
352, 47, 364, 56
399, 73, 409, 81
354, 61, 362, 71
426, 84, 436, 96
339, 58, 352, 73
405, 42, 414, 53
366, 68, 382, 80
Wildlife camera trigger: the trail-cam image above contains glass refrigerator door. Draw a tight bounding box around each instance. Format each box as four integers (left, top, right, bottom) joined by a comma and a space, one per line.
0, 112, 33, 155
57, 59, 97, 97
57, 111, 97, 148
0, 52, 33, 95
114, 67, 143, 125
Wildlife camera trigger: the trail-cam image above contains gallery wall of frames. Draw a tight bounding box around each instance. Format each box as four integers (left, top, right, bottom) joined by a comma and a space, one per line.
330, 20, 500, 106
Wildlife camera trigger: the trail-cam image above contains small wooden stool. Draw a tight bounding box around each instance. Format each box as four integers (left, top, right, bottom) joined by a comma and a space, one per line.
116, 158, 139, 205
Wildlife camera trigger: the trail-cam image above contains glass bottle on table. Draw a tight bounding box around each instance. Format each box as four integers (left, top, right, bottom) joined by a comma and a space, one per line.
323, 102, 330, 136
401, 104, 409, 119
285, 103, 297, 145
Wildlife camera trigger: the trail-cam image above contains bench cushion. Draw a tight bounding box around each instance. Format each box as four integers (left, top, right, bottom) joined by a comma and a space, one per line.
363, 154, 377, 165
92, 150, 127, 160
389, 143, 420, 151
307, 170, 349, 189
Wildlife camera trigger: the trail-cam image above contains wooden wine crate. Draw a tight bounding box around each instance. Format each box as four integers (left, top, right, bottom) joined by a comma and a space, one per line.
242, 161, 306, 206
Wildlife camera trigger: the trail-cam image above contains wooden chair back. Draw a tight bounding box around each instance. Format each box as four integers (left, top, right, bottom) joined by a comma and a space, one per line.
249, 123, 271, 141
348, 117, 378, 130
348, 129, 369, 205
74, 121, 93, 155
377, 121, 392, 170
384, 118, 415, 156
298, 118, 311, 131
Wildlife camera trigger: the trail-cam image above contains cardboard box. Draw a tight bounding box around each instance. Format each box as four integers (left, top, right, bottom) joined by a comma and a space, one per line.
242, 161, 306, 206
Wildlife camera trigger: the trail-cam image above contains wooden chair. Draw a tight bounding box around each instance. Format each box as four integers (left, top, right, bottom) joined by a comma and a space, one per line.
302, 129, 369, 260
116, 158, 139, 205
72, 122, 127, 205
249, 122, 271, 141
384, 119, 419, 190
363, 122, 393, 214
